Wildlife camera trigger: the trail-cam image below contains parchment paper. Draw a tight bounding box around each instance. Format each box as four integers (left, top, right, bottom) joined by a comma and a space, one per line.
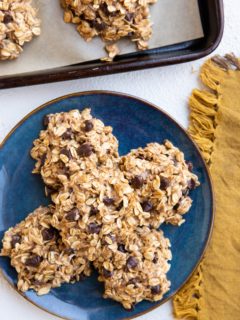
0, 0, 203, 76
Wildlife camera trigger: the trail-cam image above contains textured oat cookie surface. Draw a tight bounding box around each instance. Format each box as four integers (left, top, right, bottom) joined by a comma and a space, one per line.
120, 141, 200, 227
31, 108, 119, 191
61, 0, 157, 59
0, 0, 40, 60
0, 206, 91, 295
94, 226, 171, 309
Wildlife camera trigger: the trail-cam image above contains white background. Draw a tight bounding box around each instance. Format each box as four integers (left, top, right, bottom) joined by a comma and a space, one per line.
0, 1, 239, 319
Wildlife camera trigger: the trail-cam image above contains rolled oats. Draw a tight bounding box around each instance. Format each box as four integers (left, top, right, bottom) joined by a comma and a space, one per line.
104, 43, 120, 60
0, 206, 91, 294
94, 226, 171, 309
119, 141, 200, 227
31, 108, 119, 191
50, 160, 133, 262
60, 0, 157, 59
0, 0, 40, 60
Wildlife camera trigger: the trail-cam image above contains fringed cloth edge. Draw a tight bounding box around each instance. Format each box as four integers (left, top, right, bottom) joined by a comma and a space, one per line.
172, 53, 240, 320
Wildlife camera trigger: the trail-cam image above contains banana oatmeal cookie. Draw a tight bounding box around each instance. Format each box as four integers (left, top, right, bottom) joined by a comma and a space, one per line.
50, 161, 133, 261
31, 108, 119, 192
61, 0, 157, 59
119, 141, 200, 227
0, 206, 91, 295
94, 226, 171, 309
0, 0, 40, 60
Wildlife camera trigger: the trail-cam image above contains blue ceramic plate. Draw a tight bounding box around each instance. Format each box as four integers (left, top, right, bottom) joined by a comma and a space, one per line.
0, 91, 214, 320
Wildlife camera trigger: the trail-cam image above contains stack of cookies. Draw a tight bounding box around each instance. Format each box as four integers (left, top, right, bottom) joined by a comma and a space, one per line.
1, 108, 199, 309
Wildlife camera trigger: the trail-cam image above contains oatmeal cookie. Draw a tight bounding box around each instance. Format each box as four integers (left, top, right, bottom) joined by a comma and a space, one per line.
50, 162, 133, 261
61, 0, 157, 58
0, 206, 91, 295
119, 141, 200, 227
1, 109, 201, 308
0, 0, 40, 60
94, 226, 171, 309
31, 108, 119, 191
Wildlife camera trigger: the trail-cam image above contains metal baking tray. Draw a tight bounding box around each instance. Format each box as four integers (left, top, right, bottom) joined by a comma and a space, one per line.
0, 0, 224, 89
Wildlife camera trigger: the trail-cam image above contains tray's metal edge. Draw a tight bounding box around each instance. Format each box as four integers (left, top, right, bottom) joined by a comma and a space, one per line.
0, 0, 224, 90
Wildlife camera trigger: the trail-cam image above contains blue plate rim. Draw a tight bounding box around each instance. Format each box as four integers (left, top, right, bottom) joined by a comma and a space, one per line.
0, 90, 215, 320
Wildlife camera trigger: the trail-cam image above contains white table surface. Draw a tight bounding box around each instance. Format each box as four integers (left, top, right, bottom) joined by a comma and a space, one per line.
0, 1, 239, 319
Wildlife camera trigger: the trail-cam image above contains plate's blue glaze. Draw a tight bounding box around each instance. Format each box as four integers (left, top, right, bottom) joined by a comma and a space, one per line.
0, 92, 213, 320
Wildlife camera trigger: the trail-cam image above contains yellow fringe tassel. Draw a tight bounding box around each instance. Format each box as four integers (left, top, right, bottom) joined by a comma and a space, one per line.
172, 56, 233, 319
188, 89, 218, 165
173, 263, 203, 320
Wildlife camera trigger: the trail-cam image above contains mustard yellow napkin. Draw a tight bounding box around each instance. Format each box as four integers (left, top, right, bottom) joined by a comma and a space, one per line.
173, 54, 240, 320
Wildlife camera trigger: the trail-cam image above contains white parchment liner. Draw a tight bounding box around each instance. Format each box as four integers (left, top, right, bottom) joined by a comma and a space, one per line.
0, 0, 203, 76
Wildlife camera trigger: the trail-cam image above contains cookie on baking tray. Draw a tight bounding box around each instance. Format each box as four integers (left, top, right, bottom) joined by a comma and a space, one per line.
0, 0, 40, 60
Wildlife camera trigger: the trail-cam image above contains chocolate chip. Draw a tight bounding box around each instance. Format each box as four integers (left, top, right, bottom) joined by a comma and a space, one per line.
118, 243, 127, 253
130, 175, 144, 189
116, 201, 123, 211
60, 148, 72, 159
43, 115, 50, 126
152, 252, 158, 264
25, 255, 43, 267
11, 234, 21, 248
173, 202, 180, 211
83, 120, 94, 132
42, 227, 57, 241
89, 206, 99, 216
186, 161, 193, 172
103, 268, 113, 278
3, 14, 13, 24
62, 128, 73, 139
91, 19, 106, 31
141, 200, 153, 212
100, 3, 109, 15
79, 13, 85, 19
182, 188, 189, 196
128, 277, 140, 285
88, 223, 101, 234
103, 197, 114, 206
151, 285, 161, 295
77, 143, 94, 157
127, 256, 138, 269
65, 207, 80, 221
188, 178, 196, 190
160, 176, 170, 190
125, 12, 134, 22
40, 153, 47, 166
